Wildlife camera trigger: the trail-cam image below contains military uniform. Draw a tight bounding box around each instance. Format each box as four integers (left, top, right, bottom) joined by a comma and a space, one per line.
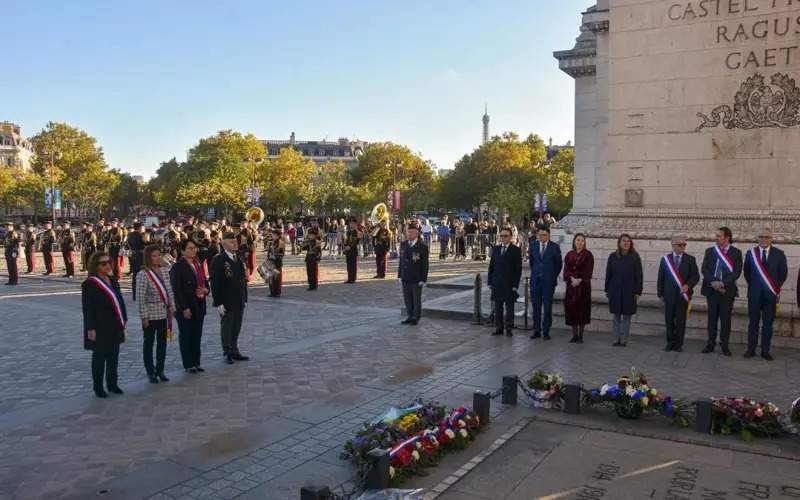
344, 225, 360, 283
24, 227, 37, 273
4, 226, 20, 285
398, 233, 430, 324
108, 226, 124, 279
266, 234, 285, 297
81, 227, 98, 271
372, 226, 391, 278
60, 226, 77, 277
41, 226, 57, 275
302, 225, 323, 290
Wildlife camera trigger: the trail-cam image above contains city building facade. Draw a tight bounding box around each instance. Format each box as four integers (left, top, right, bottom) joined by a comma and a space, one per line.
0, 122, 34, 172
263, 132, 368, 169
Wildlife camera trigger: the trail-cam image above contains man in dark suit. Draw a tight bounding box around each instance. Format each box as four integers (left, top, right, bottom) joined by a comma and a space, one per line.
743, 228, 787, 361
488, 227, 522, 337
657, 235, 700, 352
528, 226, 562, 339
700, 226, 743, 356
210, 232, 249, 365
398, 223, 429, 325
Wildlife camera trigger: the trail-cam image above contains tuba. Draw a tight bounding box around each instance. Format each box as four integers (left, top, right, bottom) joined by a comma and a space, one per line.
370, 202, 390, 236
245, 206, 265, 227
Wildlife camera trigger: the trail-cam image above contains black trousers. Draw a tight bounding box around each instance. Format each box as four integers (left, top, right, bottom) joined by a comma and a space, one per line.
25, 246, 35, 272
494, 298, 515, 330
375, 250, 387, 277
130, 254, 142, 300
346, 253, 357, 282
5, 254, 18, 284
664, 299, 688, 349
92, 342, 120, 391
269, 271, 282, 297
747, 293, 777, 354
43, 250, 54, 273
143, 318, 168, 375
220, 305, 244, 356
706, 294, 734, 348
62, 250, 75, 276
177, 315, 204, 369
402, 281, 423, 321
306, 258, 319, 288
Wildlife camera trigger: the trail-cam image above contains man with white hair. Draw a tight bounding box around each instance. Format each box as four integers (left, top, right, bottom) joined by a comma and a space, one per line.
657, 234, 699, 352
743, 228, 787, 361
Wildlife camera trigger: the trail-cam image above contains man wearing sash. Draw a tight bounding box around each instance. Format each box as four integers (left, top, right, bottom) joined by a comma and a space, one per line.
742, 228, 787, 361
210, 232, 249, 364
657, 235, 699, 352
700, 227, 743, 356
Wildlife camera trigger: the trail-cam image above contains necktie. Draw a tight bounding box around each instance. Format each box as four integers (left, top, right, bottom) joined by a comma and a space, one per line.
501, 245, 506, 256
762, 248, 767, 266
540, 243, 545, 257
673, 254, 679, 268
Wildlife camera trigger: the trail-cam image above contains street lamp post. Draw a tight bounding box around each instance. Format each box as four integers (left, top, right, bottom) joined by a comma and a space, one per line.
49, 150, 60, 223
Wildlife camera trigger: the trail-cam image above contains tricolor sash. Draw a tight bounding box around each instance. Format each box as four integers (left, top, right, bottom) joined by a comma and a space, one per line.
662, 255, 690, 304
144, 269, 173, 336
713, 245, 734, 274
747, 247, 780, 299
89, 276, 126, 329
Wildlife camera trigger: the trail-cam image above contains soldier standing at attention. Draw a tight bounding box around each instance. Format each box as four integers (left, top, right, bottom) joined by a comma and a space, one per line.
302, 218, 323, 290
108, 220, 124, 280
60, 222, 77, 278
372, 220, 390, 279
344, 219, 361, 284
82, 222, 98, 272
41, 221, 56, 275
127, 223, 146, 299
398, 223, 429, 325
266, 227, 285, 297
210, 232, 249, 365
23, 223, 37, 274
4, 222, 20, 285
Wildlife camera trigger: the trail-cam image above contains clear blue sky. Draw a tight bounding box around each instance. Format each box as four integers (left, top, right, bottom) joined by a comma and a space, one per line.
5, 1, 584, 177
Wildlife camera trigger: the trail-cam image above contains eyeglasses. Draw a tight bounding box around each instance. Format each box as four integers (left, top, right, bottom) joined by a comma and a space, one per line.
98, 260, 111, 266
674, 243, 686, 247
758, 235, 771, 239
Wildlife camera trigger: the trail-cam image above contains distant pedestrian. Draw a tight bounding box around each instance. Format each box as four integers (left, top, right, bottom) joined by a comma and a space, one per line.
605, 234, 643, 347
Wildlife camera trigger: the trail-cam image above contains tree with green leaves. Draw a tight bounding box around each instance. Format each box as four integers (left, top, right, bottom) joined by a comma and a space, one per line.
148, 158, 183, 210
350, 142, 435, 212
307, 160, 352, 214
111, 171, 142, 215
256, 147, 315, 214
544, 148, 575, 216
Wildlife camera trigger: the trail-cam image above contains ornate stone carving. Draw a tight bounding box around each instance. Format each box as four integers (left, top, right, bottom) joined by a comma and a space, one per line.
558, 209, 800, 243
696, 72, 800, 131
624, 189, 643, 207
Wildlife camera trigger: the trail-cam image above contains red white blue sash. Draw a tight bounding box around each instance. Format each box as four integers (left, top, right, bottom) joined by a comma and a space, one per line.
144, 269, 172, 331
662, 255, 690, 303
747, 247, 780, 299
89, 276, 126, 329
713, 245, 734, 274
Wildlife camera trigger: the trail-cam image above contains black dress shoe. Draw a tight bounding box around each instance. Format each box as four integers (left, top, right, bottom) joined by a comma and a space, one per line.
505, 331, 513, 337
372, 275, 380, 279
492, 329, 503, 336
543, 334, 551, 340
157, 373, 170, 382
743, 350, 756, 359
613, 340, 623, 347
232, 354, 249, 361
401, 318, 413, 324
531, 332, 541, 339
186, 367, 198, 374
94, 389, 108, 398
721, 347, 732, 356
761, 352, 774, 361
701, 345, 714, 354
664, 345, 673, 352
673, 346, 683, 352
307, 286, 317, 291
108, 386, 123, 394
195, 366, 205, 372
224, 355, 234, 365
148, 374, 159, 384
568, 336, 578, 343
409, 319, 419, 325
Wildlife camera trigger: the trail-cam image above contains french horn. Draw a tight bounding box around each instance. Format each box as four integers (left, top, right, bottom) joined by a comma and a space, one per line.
246, 206, 265, 226
370, 202, 390, 236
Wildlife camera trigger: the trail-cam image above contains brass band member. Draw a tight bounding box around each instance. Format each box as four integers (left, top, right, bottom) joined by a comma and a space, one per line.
344, 219, 361, 284
266, 227, 285, 297
81, 222, 97, 272
60, 222, 77, 278
41, 221, 56, 275
164, 221, 181, 259
372, 220, 390, 279
302, 218, 323, 290
3, 222, 20, 285
23, 223, 37, 274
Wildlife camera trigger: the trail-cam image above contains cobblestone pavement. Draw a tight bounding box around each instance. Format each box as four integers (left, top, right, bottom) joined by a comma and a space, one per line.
0, 256, 798, 500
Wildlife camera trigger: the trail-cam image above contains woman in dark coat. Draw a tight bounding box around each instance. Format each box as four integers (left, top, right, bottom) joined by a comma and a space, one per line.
564, 233, 594, 343
605, 234, 643, 347
82, 251, 127, 398
170, 239, 208, 373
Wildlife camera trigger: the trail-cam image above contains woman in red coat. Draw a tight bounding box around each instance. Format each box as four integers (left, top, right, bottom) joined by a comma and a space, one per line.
564, 233, 594, 343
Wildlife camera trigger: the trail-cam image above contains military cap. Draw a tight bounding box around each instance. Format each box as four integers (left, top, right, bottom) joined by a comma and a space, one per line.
222, 231, 237, 240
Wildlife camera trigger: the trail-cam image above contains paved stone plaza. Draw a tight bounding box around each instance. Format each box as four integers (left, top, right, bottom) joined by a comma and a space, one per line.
1, 256, 799, 500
